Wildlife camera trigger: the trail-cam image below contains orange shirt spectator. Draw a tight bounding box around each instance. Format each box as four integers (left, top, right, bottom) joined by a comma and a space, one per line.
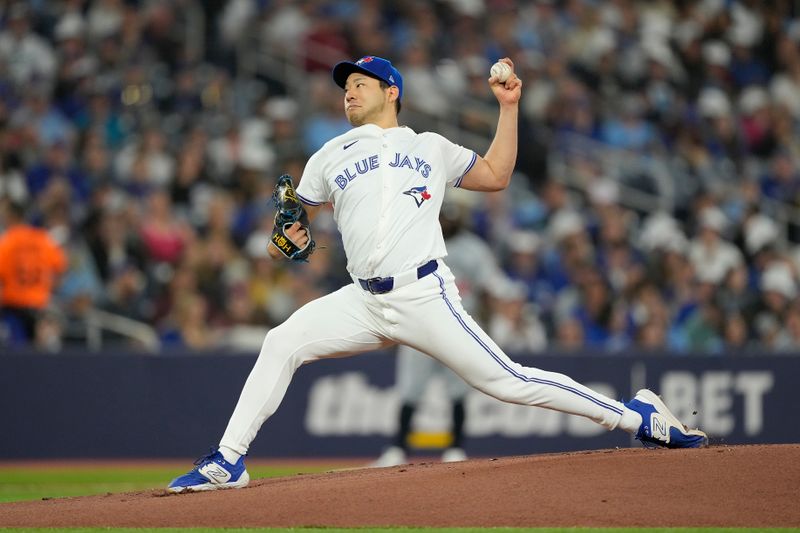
0, 203, 67, 310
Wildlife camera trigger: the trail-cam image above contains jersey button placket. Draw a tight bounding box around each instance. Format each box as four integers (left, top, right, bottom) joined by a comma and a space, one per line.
374, 135, 393, 255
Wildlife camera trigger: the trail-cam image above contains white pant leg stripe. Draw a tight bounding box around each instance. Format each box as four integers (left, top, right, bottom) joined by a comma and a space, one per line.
432, 272, 623, 416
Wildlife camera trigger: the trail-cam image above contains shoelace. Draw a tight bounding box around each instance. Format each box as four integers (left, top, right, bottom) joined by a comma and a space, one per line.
192, 447, 219, 467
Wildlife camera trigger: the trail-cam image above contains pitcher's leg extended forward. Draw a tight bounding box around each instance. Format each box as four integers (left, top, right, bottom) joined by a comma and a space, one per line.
219, 284, 391, 456
391, 268, 634, 430
390, 266, 706, 448
168, 284, 391, 492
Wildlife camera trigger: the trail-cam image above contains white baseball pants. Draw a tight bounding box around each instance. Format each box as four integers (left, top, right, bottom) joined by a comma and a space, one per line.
219, 262, 629, 455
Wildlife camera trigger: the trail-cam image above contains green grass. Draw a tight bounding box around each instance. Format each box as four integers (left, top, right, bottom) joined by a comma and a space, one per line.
0, 527, 800, 533
0, 464, 343, 503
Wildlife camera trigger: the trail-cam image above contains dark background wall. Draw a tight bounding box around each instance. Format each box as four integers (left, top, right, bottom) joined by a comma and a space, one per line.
1, 350, 795, 459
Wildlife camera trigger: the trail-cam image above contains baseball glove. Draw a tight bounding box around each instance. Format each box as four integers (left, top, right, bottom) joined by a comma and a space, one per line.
270, 174, 315, 261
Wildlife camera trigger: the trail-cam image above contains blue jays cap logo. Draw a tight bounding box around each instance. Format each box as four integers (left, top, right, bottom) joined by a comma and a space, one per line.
357, 56, 397, 83
403, 185, 432, 208
332, 55, 404, 100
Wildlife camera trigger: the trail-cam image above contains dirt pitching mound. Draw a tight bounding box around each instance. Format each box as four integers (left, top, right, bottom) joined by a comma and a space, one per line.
1, 444, 798, 528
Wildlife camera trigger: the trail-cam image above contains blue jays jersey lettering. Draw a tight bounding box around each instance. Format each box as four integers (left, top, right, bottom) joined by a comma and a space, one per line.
388, 153, 432, 177
331, 151, 432, 192
297, 124, 476, 279
332, 154, 380, 190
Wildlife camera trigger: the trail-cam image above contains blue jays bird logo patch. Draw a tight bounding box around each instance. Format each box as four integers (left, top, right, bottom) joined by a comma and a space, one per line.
403, 186, 431, 208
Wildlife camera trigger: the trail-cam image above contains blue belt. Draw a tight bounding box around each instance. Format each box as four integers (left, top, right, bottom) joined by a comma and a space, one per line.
358, 260, 438, 294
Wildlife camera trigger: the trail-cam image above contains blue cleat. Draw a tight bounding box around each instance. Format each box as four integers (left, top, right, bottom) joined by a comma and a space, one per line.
625, 389, 708, 449
167, 449, 250, 493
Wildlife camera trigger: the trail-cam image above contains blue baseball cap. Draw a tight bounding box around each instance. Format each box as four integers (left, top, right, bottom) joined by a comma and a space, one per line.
332, 56, 403, 100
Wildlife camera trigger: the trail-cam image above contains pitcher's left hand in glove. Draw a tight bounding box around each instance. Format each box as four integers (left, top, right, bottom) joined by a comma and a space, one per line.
270, 174, 315, 261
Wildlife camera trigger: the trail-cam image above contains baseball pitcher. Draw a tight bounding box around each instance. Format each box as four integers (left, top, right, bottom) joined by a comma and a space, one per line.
168, 56, 707, 493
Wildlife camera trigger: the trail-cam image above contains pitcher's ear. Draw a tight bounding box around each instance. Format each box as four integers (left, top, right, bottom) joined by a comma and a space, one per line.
387, 85, 400, 103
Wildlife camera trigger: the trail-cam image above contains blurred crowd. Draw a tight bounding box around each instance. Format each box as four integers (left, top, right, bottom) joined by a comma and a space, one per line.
1, 0, 800, 355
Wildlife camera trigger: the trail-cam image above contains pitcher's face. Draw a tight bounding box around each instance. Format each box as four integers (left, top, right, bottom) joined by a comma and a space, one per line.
343, 74, 393, 126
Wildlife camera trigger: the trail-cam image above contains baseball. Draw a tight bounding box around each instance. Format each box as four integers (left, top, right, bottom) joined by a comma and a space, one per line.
490, 61, 512, 82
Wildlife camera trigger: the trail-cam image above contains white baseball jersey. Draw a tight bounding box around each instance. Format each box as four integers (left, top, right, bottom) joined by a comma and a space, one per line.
296, 124, 476, 279
218, 123, 632, 457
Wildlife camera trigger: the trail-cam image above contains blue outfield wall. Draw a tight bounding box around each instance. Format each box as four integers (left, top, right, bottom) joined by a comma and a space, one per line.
0, 349, 797, 459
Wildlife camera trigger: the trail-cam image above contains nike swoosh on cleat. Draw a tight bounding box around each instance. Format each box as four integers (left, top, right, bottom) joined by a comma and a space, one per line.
343, 140, 359, 149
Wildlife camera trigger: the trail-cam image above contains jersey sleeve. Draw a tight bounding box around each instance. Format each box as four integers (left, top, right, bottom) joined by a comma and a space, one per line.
433, 133, 478, 188
295, 151, 329, 206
